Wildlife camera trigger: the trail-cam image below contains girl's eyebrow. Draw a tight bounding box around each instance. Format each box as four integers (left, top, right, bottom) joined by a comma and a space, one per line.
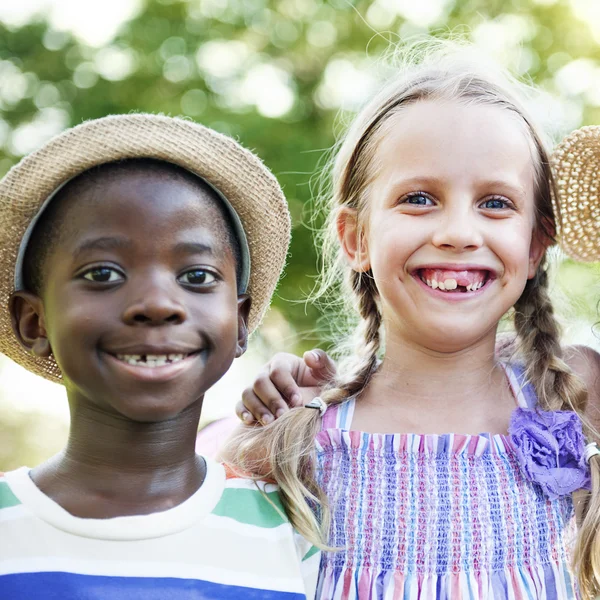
384, 176, 527, 198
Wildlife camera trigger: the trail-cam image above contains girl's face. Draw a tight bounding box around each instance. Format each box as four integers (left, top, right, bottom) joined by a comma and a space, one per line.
341, 99, 547, 353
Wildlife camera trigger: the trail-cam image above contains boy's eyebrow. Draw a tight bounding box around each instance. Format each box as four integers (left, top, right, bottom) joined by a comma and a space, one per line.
173, 241, 216, 256
72, 236, 132, 259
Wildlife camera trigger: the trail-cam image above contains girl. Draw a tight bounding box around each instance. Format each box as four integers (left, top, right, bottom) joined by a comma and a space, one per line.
227, 42, 600, 599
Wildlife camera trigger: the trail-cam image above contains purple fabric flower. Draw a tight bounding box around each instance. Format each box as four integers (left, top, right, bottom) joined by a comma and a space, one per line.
508, 408, 591, 499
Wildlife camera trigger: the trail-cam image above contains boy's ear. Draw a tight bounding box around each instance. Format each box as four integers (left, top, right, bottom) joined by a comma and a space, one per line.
336, 207, 370, 272
235, 295, 252, 358
9, 291, 52, 358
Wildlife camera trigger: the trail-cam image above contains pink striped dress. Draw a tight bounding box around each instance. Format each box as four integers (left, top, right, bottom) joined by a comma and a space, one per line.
314, 365, 578, 599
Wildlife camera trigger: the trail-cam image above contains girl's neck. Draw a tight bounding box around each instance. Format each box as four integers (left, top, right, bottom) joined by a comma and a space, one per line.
30, 400, 205, 519
353, 331, 517, 435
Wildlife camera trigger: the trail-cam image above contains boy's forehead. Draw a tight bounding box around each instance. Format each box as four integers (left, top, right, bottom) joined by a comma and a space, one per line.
56, 162, 234, 239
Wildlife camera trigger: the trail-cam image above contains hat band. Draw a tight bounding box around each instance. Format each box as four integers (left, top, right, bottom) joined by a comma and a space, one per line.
14, 169, 251, 295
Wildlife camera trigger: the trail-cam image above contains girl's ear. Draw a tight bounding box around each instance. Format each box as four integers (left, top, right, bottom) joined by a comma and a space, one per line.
336, 207, 370, 272
9, 291, 52, 358
528, 226, 552, 279
235, 295, 252, 358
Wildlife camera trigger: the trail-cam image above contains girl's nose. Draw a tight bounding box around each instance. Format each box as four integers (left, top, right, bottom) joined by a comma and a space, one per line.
431, 208, 484, 251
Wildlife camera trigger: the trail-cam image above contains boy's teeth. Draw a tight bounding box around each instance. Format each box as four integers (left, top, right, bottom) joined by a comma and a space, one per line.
115, 353, 188, 366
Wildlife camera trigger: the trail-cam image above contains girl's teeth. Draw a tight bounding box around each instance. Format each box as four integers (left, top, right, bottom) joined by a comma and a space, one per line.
422, 276, 485, 292
443, 278, 457, 290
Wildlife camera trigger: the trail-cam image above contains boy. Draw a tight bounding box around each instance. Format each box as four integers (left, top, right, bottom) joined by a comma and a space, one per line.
0, 114, 319, 598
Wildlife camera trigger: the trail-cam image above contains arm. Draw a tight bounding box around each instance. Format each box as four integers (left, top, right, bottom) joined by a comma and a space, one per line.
235, 349, 337, 424
564, 344, 600, 430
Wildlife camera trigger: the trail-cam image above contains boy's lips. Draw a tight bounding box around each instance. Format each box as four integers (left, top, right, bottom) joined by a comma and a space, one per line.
102, 347, 203, 382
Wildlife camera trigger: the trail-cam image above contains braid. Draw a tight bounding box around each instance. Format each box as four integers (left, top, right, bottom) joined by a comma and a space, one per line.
226, 272, 382, 550
513, 262, 587, 414
513, 261, 600, 597
323, 269, 382, 404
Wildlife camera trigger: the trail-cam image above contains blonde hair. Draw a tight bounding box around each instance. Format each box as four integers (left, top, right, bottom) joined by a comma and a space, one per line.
227, 39, 600, 595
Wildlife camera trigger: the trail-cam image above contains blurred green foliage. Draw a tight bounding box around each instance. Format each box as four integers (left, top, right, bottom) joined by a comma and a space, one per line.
1, 0, 600, 349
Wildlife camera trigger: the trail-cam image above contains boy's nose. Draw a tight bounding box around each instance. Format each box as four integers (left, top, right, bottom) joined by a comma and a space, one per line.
431, 208, 483, 251
122, 282, 187, 326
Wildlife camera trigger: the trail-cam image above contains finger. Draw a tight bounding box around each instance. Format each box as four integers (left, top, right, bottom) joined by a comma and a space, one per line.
268, 365, 303, 407
303, 348, 337, 382
241, 387, 276, 425
253, 375, 292, 418
235, 400, 257, 425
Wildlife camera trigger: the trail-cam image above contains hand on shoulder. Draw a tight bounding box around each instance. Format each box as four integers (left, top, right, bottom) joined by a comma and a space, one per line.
564, 344, 600, 430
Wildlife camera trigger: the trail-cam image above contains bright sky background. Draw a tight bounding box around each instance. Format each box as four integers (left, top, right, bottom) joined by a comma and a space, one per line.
1, 0, 598, 48
0, 0, 142, 47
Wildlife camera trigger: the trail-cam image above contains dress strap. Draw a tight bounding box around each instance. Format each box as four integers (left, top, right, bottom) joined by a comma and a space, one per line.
320, 398, 356, 430
501, 363, 538, 409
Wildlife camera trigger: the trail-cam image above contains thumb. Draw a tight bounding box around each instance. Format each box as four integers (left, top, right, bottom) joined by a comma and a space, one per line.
303, 349, 337, 383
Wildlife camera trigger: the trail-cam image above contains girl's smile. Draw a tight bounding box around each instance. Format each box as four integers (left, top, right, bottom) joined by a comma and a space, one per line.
349, 99, 545, 352
412, 264, 496, 300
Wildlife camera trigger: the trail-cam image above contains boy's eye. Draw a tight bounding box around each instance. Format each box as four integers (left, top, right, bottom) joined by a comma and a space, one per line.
82, 267, 123, 283
402, 193, 434, 206
481, 198, 509, 210
178, 269, 217, 285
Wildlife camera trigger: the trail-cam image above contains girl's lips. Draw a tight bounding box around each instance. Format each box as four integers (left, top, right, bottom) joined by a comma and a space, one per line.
103, 351, 201, 383
412, 271, 493, 300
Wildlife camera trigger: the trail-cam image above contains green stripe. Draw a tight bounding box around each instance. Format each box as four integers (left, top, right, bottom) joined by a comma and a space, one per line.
0, 481, 21, 509
212, 487, 288, 528
303, 545, 320, 561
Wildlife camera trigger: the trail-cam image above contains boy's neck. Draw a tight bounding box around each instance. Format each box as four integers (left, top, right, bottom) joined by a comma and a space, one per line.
30, 400, 207, 519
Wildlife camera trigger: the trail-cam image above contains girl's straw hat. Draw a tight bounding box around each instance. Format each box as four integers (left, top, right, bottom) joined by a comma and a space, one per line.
0, 113, 290, 384
551, 125, 600, 262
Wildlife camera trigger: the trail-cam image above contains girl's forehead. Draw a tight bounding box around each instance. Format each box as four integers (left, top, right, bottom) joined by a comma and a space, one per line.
370, 99, 536, 195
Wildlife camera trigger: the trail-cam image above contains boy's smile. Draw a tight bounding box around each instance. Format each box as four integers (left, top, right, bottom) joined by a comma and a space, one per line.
22, 163, 249, 422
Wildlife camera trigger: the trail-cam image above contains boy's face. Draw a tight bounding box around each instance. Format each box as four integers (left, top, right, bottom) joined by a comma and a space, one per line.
12, 167, 250, 422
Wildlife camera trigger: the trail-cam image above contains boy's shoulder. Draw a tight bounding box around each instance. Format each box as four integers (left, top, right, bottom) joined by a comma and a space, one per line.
211, 464, 290, 530
0, 471, 22, 510
214, 464, 320, 567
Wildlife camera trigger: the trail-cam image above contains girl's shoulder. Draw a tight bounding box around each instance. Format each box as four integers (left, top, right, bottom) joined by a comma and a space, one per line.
564, 344, 600, 427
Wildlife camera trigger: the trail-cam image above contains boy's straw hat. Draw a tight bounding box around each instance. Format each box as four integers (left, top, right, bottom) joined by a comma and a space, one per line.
551, 125, 600, 262
0, 113, 290, 384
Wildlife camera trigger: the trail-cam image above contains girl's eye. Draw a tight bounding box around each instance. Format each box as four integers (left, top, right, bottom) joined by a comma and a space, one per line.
82, 267, 123, 283
481, 198, 509, 210
402, 193, 434, 206
178, 269, 216, 285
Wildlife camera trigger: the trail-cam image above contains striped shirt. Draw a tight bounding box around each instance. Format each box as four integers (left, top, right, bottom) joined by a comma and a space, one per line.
0, 458, 319, 599
315, 364, 578, 599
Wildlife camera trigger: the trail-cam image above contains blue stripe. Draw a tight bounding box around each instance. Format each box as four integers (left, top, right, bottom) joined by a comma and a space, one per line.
434, 435, 451, 575
380, 434, 397, 571
0, 572, 306, 599
482, 436, 505, 571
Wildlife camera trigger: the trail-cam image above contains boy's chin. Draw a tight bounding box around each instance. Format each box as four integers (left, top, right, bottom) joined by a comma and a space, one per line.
108, 395, 204, 423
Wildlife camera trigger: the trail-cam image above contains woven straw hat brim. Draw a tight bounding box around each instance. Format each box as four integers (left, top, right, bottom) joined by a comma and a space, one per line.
551, 125, 600, 262
0, 113, 290, 384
